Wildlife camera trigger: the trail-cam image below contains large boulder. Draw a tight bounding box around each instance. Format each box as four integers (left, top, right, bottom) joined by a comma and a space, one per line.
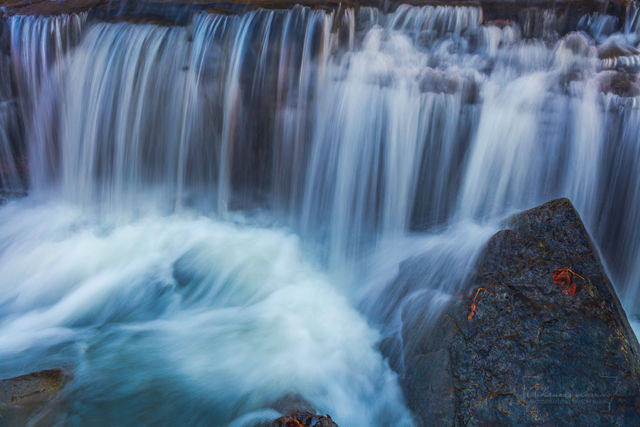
400, 198, 640, 425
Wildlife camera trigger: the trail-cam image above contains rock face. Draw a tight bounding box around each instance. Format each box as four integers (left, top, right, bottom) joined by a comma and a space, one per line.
0, 369, 69, 425
400, 198, 640, 425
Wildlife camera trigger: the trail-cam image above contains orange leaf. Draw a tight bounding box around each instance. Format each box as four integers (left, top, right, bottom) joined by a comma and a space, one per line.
553, 268, 579, 296
285, 417, 305, 427
467, 288, 485, 320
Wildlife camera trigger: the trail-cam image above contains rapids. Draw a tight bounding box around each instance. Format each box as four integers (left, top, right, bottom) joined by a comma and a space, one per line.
0, 3, 640, 426
0, 200, 411, 425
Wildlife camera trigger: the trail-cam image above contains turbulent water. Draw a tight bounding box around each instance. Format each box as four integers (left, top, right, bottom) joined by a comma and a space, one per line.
1, 3, 640, 426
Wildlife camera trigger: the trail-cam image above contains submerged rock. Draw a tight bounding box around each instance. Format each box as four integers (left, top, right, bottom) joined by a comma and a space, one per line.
599, 71, 640, 98
0, 369, 70, 425
271, 410, 338, 427
268, 394, 338, 427
400, 198, 640, 425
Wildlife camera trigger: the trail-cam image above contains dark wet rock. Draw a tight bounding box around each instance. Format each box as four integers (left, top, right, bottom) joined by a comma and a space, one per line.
599, 70, 640, 97
598, 41, 640, 59
378, 334, 404, 374
0, 369, 70, 425
263, 394, 338, 427
403, 348, 455, 425
400, 198, 640, 426
271, 410, 338, 427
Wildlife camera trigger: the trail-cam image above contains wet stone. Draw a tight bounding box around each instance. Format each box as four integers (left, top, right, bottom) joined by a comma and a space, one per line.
399, 198, 640, 426
0, 369, 70, 425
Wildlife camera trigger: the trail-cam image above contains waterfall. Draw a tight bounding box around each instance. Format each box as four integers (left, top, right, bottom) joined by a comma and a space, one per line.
0, 18, 23, 195
9, 13, 86, 187
1, 3, 640, 425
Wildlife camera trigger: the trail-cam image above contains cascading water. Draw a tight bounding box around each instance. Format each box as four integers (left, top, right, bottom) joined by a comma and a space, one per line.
1, 3, 640, 425
9, 12, 86, 189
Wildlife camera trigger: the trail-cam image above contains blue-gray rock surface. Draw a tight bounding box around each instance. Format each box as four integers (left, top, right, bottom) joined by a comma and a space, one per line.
400, 198, 640, 425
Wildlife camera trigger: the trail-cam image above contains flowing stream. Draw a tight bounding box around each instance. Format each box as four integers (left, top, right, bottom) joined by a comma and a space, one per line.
1, 3, 640, 426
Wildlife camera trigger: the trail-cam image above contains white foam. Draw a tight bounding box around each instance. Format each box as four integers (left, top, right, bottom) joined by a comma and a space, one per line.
0, 200, 412, 426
